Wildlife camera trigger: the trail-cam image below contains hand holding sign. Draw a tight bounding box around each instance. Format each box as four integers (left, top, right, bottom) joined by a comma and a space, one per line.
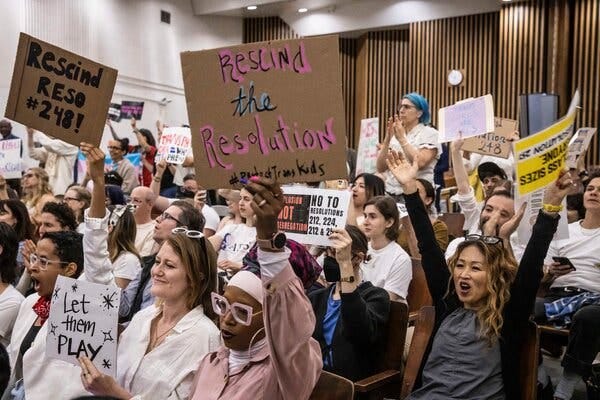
543, 169, 574, 210
79, 356, 132, 399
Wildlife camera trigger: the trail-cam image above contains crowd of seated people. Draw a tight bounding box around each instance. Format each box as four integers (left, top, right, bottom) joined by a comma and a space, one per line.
0, 89, 598, 400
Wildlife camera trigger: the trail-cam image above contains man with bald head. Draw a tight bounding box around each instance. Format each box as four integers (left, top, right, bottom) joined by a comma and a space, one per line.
129, 186, 157, 257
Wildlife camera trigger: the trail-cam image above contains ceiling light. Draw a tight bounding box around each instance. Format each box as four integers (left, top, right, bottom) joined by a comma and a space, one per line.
298, 8, 308, 13
502, 0, 512, 2
247, 5, 257, 10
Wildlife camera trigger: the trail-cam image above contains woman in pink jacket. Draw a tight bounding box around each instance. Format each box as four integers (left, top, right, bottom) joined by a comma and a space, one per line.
190, 176, 323, 400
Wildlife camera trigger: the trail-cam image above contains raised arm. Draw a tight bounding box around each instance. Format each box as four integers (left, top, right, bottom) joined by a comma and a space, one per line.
386, 150, 450, 301
246, 176, 322, 399
450, 136, 471, 195
106, 118, 121, 141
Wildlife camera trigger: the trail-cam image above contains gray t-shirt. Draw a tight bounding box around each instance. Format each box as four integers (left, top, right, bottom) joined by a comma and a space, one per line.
408, 308, 505, 400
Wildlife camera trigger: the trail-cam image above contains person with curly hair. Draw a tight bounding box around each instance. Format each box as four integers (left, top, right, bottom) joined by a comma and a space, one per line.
20, 167, 54, 224
386, 150, 573, 400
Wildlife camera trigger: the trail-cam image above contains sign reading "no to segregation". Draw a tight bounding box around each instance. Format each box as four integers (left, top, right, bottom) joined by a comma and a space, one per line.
180, 36, 348, 189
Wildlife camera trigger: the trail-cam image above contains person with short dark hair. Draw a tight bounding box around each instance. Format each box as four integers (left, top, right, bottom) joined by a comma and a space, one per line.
309, 225, 390, 381
39, 201, 78, 235
0, 199, 36, 275
0, 222, 23, 348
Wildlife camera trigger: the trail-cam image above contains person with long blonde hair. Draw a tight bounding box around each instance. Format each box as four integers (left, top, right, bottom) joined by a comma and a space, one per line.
386, 150, 573, 400
21, 167, 54, 224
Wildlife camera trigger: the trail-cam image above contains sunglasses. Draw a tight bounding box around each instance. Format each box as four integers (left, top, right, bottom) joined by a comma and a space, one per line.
108, 204, 137, 226
211, 292, 260, 326
464, 234, 504, 247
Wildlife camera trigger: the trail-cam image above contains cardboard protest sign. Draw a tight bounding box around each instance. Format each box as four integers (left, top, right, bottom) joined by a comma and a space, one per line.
356, 118, 379, 175
181, 35, 348, 189
108, 103, 121, 122
278, 186, 351, 246
462, 118, 517, 159
46, 276, 120, 376
514, 91, 579, 244
120, 101, 144, 120
5, 33, 117, 147
438, 94, 495, 142
156, 127, 191, 164
566, 127, 597, 169
0, 139, 22, 179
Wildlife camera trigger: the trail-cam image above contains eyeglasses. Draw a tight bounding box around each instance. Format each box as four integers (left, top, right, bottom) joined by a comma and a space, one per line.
211, 292, 260, 326
159, 211, 183, 226
398, 104, 416, 110
63, 196, 80, 202
464, 234, 504, 247
30, 254, 71, 270
107, 146, 121, 151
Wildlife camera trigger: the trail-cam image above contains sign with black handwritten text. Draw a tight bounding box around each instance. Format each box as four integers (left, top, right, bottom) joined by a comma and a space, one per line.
46, 276, 120, 376
0, 139, 22, 179
181, 36, 347, 189
462, 118, 517, 159
278, 186, 350, 246
156, 127, 191, 164
5, 33, 118, 147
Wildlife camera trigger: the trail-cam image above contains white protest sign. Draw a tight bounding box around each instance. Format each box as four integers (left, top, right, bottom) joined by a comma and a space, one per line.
438, 94, 495, 142
356, 118, 379, 175
0, 139, 22, 179
46, 276, 120, 376
278, 186, 351, 246
566, 127, 596, 169
156, 127, 191, 164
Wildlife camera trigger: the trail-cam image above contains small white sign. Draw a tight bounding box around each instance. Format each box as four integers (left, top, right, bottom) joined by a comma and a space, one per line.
46, 276, 120, 376
156, 127, 192, 164
566, 127, 596, 169
438, 94, 495, 142
0, 139, 22, 179
356, 118, 379, 175
278, 186, 351, 246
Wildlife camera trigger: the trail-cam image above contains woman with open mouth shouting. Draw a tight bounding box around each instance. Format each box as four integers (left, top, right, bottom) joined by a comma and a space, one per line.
386, 150, 573, 400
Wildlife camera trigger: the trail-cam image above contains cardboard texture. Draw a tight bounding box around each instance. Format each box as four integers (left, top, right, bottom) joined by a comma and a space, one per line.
180, 35, 347, 189
462, 117, 517, 159
5, 33, 117, 147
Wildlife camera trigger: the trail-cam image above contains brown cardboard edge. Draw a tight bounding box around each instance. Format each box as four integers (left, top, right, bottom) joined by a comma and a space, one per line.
5, 33, 31, 119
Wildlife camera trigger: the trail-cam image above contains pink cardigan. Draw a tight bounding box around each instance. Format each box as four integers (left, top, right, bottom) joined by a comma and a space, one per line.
190, 253, 322, 400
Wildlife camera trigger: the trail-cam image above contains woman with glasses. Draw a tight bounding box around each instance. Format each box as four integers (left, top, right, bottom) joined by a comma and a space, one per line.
62, 185, 91, 233
309, 225, 390, 381
375, 92, 441, 201
386, 150, 573, 400
20, 167, 54, 224
75, 142, 219, 400
189, 176, 322, 400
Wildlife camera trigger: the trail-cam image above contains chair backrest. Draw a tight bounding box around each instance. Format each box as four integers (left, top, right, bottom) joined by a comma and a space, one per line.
438, 212, 465, 241
400, 306, 436, 399
381, 300, 410, 371
309, 370, 354, 400
518, 320, 540, 400
407, 258, 433, 315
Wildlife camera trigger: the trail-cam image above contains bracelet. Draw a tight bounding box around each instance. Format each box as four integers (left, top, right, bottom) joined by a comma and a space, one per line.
399, 141, 409, 147
542, 203, 563, 213
153, 176, 162, 183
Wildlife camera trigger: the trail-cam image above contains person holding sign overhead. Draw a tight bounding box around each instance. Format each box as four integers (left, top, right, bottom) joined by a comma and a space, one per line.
385, 150, 573, 400
376, 92, 441, 200
189, 176, 322, 400
75, 142, 220, 399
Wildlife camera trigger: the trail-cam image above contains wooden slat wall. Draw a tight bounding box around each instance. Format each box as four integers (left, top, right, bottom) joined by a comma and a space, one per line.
497, 1, 549, 121
340, 38, 358, 147
409, 13, 498, 127
243, 17, 298, 43
572, 0, 600, 167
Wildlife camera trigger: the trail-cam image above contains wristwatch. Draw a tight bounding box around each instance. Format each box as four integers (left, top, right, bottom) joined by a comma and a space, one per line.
340, 276, 355, 283
256, 232, 287, 251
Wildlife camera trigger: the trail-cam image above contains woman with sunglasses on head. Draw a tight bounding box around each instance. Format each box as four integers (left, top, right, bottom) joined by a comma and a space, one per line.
76, 143, 220, 400
386, 150, 573, 400
309, 225, 390, 381
189, 177, 322, 400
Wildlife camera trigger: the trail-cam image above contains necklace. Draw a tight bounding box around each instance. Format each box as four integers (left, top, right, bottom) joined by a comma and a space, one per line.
148, 317, 179, 351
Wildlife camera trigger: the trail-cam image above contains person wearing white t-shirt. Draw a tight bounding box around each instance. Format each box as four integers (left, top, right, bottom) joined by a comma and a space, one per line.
130, 186, 157, 257
360, 196, 412, 301
376, 93, 441, 199
208, 187, 256, 276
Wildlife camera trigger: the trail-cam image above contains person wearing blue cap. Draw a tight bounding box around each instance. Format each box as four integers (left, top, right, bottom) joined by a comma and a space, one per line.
376, 92, 441, 200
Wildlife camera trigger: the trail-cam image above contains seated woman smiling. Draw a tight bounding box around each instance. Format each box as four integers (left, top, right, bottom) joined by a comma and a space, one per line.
189, 176, 322, 400
386, 150, 573, 400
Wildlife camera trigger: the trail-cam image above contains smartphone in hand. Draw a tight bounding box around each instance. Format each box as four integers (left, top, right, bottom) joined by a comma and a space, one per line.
552, 256, 576, 271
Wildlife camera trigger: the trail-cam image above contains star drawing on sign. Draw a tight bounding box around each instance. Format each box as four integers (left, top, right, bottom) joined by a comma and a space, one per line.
50, 323, 57, 336
102, 359, 112, 370
102, 330, 114, 343
53, 287, 60, 300
71, 282, 78, 293
101, 291, 117, 310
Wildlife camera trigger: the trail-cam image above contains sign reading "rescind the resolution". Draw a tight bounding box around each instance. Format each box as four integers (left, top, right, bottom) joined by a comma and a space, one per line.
181, 35, 347, 189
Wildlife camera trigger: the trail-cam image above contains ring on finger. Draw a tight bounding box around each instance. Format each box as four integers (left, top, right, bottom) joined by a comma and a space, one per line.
258, 199, 267, 207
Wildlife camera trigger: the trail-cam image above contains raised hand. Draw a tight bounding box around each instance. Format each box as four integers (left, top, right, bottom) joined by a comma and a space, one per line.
130, 117, 137, 130
386, 149, 419, 194
80, 143, 106, 183
391, 114, 406, 143
543, 169, 574, 208
245, 177, 284, 240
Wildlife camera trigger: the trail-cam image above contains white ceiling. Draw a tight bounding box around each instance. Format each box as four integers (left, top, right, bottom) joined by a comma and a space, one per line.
190, 0, 504, 37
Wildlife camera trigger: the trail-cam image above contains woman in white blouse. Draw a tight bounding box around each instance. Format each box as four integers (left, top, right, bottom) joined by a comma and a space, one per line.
78, 143, 221, 400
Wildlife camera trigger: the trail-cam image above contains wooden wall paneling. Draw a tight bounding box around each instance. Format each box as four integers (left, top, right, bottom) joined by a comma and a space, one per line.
355, 34, 369, 148
340, 38, 358, 148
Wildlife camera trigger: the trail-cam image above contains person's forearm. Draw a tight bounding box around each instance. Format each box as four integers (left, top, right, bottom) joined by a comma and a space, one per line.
150, 171, 162, 196
109, 124, 120, 140
375, 140, 391, 173
398, 140, 417, 163
451, 146, 471, 194
89, 178, 106, 218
